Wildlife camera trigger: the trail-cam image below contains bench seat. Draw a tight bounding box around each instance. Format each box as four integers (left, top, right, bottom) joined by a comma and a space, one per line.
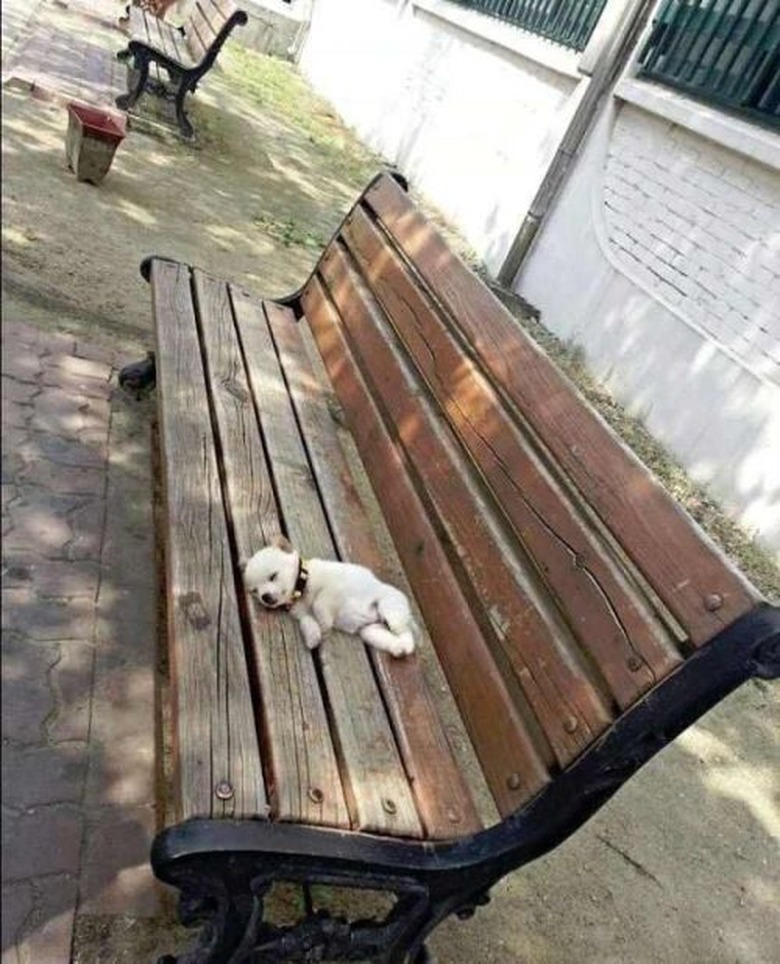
125, 172, 779, 963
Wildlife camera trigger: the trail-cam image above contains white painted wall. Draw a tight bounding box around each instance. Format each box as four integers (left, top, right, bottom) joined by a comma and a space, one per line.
299, 0, 582, 273
298, 0, 780, 555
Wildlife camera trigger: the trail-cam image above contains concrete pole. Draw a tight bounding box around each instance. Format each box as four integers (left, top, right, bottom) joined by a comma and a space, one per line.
497, 0, 657, 288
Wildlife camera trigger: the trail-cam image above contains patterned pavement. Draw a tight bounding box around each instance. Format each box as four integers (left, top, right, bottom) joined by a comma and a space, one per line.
1, 323, 161, 963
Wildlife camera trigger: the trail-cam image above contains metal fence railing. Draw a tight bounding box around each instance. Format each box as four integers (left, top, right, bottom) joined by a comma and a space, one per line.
638, 0, 780, 125
448, 0, 610, 52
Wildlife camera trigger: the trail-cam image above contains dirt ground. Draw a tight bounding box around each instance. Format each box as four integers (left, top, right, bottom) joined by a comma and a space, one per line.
2, 6, 779, 962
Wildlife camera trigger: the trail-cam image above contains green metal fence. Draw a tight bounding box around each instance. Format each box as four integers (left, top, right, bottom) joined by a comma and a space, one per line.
638, 0, 780, 125
448, 0, 610, 52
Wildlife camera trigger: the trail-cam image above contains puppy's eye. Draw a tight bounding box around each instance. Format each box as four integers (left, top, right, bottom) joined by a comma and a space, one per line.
269, 572, 278, 582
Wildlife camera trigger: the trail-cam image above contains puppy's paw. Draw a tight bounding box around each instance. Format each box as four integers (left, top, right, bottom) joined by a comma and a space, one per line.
388, 633, 415, 658
299, 616, 323, 650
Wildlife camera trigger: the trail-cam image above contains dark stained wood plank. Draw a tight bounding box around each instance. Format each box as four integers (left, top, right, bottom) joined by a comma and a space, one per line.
231, 289, 422, 839
150, 259, 267, 821
265, 300, 483, 839
361, 175, 761, 646
341, 208, 683, 706
301, 276, 553, 815
318, 245, 615, 766
193, 272, 350, 830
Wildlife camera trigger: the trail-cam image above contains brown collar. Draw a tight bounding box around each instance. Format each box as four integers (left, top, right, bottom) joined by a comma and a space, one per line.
288, 558, 309, 606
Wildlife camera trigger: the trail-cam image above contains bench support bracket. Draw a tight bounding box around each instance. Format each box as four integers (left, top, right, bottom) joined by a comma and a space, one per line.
153, 850, 455, 964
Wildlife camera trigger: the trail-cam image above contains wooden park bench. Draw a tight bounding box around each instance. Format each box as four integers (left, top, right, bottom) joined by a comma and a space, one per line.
119, 172, 779, 963
116, 0, 247, 138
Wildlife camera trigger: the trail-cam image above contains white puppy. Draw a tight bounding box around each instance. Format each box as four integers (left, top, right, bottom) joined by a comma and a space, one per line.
243, 536, 416, 658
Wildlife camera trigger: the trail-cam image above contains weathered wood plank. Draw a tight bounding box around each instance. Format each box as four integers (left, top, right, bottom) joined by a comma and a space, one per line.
152, 15, 168, 56
318, 244, 614, 766
193, 273, 350, 830
188, 2, 217, 62
129, 5, 150, 44
341, 207, 683, 706
161, 19, 186, 64
266, 299, 483, 839
211, 0, 238, 19
185, 17, 208, 64
151, 259, 266, 821
129, 6, 187, 64
232, 288, 422, 838
301, 275, 553, 815
195, 0, 219, 36
361, 175, 760, 646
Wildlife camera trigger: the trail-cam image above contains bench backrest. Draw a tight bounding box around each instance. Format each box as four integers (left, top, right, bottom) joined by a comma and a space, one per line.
184, 0, 247, 67
295, 173, 762, 817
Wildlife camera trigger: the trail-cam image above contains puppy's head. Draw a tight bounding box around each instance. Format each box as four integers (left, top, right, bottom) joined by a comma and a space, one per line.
243, 536, 299, 609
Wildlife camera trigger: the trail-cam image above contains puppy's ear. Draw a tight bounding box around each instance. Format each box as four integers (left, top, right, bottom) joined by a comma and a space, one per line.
238, 557, 248, 573
271, 534, 294, 554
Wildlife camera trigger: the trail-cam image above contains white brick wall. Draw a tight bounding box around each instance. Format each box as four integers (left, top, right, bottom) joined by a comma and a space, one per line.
602, 106, 780, 384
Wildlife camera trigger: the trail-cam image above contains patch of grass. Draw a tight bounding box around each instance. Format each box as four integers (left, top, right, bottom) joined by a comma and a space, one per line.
252, 212, 328, 250
222, 46, 337, 136
219, 46, 380, 181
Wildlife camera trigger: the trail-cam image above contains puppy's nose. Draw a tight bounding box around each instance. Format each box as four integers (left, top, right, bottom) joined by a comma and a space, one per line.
261, 592, 276, 607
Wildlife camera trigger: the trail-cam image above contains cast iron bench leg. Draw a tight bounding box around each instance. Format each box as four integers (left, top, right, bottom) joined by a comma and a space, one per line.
119, 351, 156, 396
174, 83, 195, 140
116, 53, 150, 111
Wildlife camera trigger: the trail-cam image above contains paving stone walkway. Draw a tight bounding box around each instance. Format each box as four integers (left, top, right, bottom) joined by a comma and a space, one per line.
2, 0, 126, 108
1, 321, 161, 963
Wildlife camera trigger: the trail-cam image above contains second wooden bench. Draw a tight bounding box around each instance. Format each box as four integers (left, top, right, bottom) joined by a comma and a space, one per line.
116, 0, 247, 138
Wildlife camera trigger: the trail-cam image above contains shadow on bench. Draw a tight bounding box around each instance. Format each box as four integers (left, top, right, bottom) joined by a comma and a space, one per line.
120, 172, 779, 963
116, 0, 247, 138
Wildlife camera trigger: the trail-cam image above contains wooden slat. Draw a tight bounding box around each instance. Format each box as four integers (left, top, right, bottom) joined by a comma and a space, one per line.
231, 289, 422, 839
265, 300, 483, 839
129, 5, 152, 43
341, 207, 684, 706
317, 245, 614, 766
152, 15, 165, 54
209, 0, 238, 19
361, 175, 760, 646
185, 17, 208, 64
187, 2, 218, 62
192, 272, 350, 830
196, 0, 219, 35
160, 20, 187, 64
153, 15, 170, 57
151, 260, 266, 821
301, 276, 553, 815
129, 6, 189, 64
